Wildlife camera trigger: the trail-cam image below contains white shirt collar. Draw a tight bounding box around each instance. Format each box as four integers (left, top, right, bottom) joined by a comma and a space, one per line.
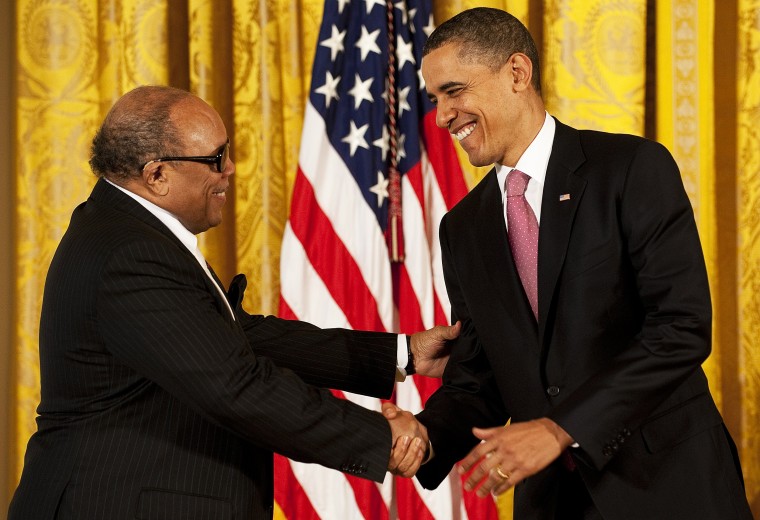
105, 178, 199, 254
104, 178, 236, 319
496, 113, 556, 222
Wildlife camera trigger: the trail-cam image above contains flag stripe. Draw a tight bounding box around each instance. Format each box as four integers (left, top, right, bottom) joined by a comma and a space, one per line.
274, 455, 322, 520
289, 169, 387, 331
280, 222, 350, 327
334, 389, 390, 520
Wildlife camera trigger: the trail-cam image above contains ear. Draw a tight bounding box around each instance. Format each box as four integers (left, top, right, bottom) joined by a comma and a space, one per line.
508, 53, 533, 92
142, 161, 170, 196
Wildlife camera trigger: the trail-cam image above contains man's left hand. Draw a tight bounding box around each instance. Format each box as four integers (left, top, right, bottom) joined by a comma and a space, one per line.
409, 321, 461, 378
458, 418, 574, 497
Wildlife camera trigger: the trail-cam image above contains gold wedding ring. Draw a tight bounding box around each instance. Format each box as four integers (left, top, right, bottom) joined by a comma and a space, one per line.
495, 466, 510, 480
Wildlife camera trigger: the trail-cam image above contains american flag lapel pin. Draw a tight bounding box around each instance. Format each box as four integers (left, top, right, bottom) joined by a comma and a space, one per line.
559, 193, 571, 202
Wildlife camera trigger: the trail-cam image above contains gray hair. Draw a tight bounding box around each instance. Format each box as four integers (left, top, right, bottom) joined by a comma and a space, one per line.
89, 85, 191, 181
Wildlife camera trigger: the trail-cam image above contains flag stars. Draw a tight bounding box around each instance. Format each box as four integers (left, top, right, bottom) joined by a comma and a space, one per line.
398, 86, 411, 117
423, 14, 435, 37
364, 0, 384, 14
320, 25, 346, 61
408, 8, 418, 32
397, 134, 407, 161
336, 0, 350, 14
369, 171, 389, 206
381, 79, 389, 105
315, 71, 341, 108
355, 25, 382, 61
349, 74, 375, 109
394, 1, 409, 25
373, 126, 390, 161
396, 35, 415, 70
342, 121, 370, 156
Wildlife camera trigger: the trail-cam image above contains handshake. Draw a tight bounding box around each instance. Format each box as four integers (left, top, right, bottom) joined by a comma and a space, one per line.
383, 401, 428, 477
378, 321, 461, 478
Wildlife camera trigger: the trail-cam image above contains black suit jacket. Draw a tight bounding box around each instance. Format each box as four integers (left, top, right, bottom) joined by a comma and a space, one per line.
9, 179, 399, 520
416, 120, 752, 519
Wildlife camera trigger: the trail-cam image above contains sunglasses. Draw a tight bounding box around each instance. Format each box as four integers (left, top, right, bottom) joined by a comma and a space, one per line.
142, 139, 230, 173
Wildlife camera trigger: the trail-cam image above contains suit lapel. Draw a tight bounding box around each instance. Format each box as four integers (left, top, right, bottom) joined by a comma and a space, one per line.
91, 179, 239, 326
537, 121, 586, 345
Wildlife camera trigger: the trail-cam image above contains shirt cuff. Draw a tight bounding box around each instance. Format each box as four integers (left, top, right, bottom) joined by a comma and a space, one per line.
395, 334, 411, 381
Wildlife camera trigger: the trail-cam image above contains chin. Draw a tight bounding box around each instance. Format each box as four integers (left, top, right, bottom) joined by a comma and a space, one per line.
463, 148, 491, 167
467, 155, 492, 168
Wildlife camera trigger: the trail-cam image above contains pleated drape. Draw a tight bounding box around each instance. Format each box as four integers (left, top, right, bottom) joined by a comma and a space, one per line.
8, 0, 760, 517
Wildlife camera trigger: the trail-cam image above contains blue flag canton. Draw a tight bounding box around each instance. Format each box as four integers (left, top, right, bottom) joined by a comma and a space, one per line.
309, 0, 438, 229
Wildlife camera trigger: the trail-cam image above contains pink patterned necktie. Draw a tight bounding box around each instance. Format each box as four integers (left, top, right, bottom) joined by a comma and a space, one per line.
506, 169, 539, 319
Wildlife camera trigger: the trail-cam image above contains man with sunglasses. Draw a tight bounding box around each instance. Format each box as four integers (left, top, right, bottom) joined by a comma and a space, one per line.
9, 85, 453, 520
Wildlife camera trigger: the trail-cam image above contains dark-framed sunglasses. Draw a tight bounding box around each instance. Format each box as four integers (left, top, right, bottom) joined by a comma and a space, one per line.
142, 138, 230, 173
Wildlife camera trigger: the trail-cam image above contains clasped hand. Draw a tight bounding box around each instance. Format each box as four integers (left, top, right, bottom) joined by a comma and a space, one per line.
383, 322, 460, 476
383, 402, 428, 477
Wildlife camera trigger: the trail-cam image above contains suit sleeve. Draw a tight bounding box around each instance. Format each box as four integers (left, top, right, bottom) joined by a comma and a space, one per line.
226, 274, 397, 398
415, 215, 510, 489
96, 242, 391, 482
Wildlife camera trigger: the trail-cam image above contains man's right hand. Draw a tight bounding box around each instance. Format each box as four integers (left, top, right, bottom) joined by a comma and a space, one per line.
409, 321, 461, 378
384, 402, 428, 477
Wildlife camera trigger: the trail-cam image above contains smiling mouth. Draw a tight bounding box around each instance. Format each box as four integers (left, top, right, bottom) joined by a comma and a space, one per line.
453, 122, 476, 141
212, 187, 228, 198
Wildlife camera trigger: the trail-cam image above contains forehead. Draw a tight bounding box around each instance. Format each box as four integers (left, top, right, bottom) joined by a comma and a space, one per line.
422, 43, 462, 74
422, 43, 496, 92
170, 97, 226, 150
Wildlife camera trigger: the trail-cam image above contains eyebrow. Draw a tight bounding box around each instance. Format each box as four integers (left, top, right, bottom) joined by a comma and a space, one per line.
427, 80, 466, 102
438, 81, 465, 91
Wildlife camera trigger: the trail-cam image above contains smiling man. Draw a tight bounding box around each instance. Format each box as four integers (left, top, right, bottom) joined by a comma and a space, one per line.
403, 7, 754, 520
8, 85, 457, 520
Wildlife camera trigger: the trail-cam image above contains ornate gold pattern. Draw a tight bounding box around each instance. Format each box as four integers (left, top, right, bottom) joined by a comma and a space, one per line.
125, 0, 169, 85
14, 0, 100, 481
656, 1, 722, 398
738, 0, 760, 507
543, 0, 646, 134
231, 0, 320, 314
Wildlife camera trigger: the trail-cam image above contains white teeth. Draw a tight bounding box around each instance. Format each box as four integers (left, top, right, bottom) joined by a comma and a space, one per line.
454, 123, 475, 141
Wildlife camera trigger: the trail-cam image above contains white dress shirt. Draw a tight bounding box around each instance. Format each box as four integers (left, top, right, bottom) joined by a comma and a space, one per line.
496, 112, 556, 229
105, 179, 236, 319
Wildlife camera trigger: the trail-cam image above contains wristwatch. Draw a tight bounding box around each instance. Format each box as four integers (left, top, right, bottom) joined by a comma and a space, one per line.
406, 336, 415, 375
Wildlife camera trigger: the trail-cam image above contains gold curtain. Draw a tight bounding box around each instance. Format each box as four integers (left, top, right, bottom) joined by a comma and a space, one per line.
737, 0, 760, 504
8, 0, 760, 517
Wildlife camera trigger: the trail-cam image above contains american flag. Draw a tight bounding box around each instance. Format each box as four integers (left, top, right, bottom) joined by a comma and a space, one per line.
276, 0, 498, 517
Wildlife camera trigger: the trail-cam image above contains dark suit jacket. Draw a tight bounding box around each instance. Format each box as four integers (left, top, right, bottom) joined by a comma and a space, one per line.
9, 179, 399, 520
416, 120, 752, 519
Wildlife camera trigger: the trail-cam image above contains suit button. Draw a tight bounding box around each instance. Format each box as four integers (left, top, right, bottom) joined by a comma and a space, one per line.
546, 386, 560, 397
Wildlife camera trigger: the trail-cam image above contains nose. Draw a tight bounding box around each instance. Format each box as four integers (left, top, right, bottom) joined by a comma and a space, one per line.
435, 100, 455, 130
222, 157, 235, 177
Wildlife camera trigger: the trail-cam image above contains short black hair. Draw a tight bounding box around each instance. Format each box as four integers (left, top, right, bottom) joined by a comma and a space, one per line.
423, 8, 541, 94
